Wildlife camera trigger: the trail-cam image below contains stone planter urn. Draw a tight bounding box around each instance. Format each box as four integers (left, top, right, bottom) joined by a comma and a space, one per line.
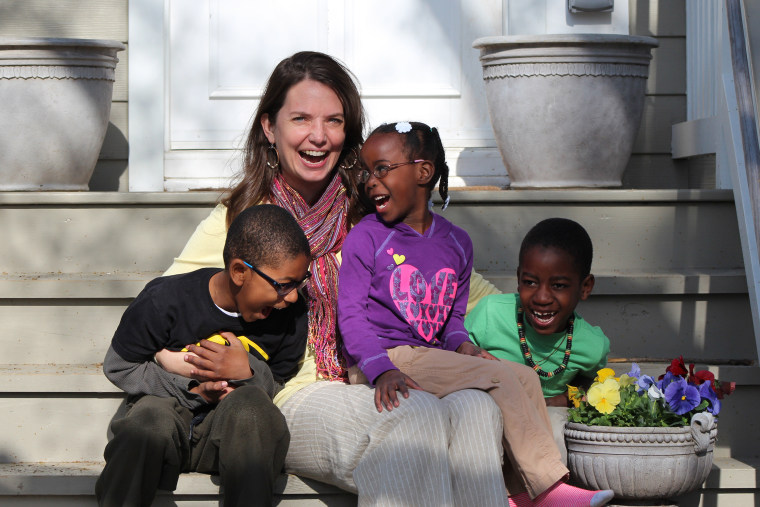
473, 34, 658, 188
0, 38, 125, 190
564, 413, 717, 501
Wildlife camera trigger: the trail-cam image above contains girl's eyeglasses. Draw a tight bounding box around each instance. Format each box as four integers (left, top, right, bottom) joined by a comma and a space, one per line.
242, 261, 311, 296
356, 159, 425, 184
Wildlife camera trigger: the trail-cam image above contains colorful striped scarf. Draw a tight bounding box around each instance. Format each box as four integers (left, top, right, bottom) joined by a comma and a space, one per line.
271, 172, 349, 380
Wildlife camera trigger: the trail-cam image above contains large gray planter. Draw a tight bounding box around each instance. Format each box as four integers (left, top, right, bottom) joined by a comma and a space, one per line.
564, 413, 717, 500
473, 34, 658, 188
0, 38, 124, 191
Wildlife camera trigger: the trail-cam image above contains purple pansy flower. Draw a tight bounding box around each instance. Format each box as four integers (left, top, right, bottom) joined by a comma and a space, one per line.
699, 380, 721, 415
637, 374, 656, 394
665, 377, 701, 415
657, 371, 679, 392
627, 362, 641, 379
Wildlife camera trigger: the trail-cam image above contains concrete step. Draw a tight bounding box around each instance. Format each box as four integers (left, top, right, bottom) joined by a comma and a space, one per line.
0, 459, 755, 507
0, 462, 356, 506
1, 190, 744, 275
676, 457, 760, 507
0, 364, 118, 393
1, 269, 754, 366
0, 363, 757, 463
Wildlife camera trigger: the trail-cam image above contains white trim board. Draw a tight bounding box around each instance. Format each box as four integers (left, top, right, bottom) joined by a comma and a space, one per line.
127, 0, 168, 191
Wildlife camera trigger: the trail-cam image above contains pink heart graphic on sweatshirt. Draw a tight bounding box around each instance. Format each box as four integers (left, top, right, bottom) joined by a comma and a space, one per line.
389, 264, 457, 343
386, 248, 394, 255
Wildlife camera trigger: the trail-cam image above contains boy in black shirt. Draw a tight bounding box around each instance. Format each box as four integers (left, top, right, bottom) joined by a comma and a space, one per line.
96, 204, 311, 507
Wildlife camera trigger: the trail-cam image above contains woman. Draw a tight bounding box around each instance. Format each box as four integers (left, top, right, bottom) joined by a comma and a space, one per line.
163, 51, 509, 506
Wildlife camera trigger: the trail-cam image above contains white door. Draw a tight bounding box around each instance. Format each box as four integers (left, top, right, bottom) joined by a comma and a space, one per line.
129, 0, 507, 191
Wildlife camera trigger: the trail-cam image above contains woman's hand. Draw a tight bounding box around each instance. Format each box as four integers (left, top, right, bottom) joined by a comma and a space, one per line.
190, 380, 234, 403
184, 331, 253, 381
155, 348, 197, 377
374, 369, 423, 413
456, 341, 498, 360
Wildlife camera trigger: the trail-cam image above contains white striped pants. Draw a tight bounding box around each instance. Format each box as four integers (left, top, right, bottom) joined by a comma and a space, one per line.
279, 381, 509, 507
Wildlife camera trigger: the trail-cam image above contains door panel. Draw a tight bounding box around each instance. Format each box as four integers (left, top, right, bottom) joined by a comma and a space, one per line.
165, 0, 505, 189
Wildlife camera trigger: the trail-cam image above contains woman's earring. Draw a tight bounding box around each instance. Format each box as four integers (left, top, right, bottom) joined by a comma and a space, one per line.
266, 144, 280, 170
339, 147, 359, 171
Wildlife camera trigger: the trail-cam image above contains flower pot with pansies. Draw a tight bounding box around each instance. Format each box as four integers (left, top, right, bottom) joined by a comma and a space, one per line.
564, 358, 734, 501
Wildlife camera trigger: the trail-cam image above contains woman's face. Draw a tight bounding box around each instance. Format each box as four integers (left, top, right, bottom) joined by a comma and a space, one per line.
261, 79, 346, 204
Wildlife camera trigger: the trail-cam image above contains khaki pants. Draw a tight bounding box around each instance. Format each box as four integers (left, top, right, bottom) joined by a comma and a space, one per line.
385, 346, 568, 498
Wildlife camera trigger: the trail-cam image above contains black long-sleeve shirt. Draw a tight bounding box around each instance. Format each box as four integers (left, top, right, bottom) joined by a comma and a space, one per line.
105, 268, 308, 409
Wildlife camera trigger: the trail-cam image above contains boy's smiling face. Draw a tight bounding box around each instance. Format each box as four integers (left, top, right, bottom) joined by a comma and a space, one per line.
233, 253, 311, 322
517, 245, 594, 335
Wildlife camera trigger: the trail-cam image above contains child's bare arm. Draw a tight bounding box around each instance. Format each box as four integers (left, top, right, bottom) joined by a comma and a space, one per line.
154, 349, 197, 377
183, 331, 253, 381
456, 341, 498, 360
545, 392, 571, 407
374, 369, 423, 413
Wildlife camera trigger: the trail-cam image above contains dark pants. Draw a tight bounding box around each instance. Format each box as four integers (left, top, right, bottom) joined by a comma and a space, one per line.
95, 385, 289, 507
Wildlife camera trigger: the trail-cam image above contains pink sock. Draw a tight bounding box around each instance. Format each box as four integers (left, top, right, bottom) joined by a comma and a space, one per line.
509, 492, 533, 507
513, 481, 614, 507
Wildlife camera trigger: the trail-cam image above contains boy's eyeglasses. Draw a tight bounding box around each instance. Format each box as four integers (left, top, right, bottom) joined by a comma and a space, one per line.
356, 159, 425, 184
242, 261, 311, 297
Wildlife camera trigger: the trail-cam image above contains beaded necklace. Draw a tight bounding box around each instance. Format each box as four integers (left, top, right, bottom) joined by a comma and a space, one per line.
535, 338, 566, 366
517, 306, 574, 378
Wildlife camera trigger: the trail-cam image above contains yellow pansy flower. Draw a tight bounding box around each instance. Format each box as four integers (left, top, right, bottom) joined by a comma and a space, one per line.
587, 378, 621, 414
595, 367, 617, 383
567, 385, 582, 408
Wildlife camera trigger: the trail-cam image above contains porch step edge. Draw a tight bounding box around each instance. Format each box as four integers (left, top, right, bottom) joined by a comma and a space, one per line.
0, 458, 753, 497
0, 270, 748, 298
0, 462, 352, 497
0, 364, 118, 393
0, 189, 736, 206
2, 363, 759, 393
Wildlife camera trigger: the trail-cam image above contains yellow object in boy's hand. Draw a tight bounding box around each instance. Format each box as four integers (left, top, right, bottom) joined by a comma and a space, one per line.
181, 333, 269, 361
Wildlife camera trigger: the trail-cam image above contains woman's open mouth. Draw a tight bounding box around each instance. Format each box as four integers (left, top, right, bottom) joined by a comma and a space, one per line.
300, 150, 328, 167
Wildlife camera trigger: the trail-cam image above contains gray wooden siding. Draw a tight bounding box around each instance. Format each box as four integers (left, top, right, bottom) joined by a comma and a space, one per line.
626, 0, 689, 188
0, 0, 129, 191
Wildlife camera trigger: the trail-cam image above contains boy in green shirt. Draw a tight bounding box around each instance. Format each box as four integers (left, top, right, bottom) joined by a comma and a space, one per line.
466, 218, 610, 406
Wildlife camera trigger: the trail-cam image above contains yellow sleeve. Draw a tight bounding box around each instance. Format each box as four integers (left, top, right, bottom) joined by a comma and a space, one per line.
163, 204, 229, 276
273, 347, 319, 407
467, 269, 501, 315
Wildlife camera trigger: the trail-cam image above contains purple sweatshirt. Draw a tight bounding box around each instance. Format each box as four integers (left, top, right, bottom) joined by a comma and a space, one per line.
338, 213, 473, 384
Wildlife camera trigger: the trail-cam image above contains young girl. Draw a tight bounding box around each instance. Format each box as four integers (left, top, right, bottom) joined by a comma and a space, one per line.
338, 121, 614, 507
